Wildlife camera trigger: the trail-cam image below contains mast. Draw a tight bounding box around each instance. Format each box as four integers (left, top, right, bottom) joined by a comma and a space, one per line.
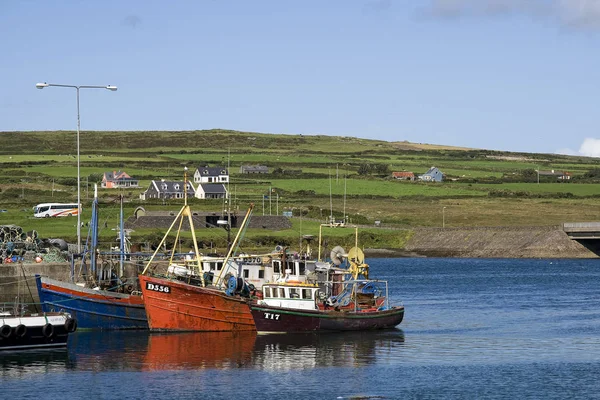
119, 194, 124, 278
90, 184, 99, 276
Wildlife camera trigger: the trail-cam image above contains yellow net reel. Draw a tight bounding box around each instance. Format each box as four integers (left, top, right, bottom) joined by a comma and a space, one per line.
347, 247, 369, 279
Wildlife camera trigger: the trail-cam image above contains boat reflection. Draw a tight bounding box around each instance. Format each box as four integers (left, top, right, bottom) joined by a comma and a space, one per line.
0, 349, 71, 380
252, 329, 406, 370
143, 331, 257, 370
25, 328, 405, 373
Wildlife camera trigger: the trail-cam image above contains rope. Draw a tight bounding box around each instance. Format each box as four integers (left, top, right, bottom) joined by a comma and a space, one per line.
20, 264, 39, 313
0, 276, 37, 286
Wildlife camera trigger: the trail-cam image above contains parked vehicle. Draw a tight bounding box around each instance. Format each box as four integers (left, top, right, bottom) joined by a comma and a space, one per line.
33, 203, 79, 218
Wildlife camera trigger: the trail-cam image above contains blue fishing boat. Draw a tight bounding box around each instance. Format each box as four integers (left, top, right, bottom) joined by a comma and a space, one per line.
34, 275, 147, 330
35, 188, 148, 330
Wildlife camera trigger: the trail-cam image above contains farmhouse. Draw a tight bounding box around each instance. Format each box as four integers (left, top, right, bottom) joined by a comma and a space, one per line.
193, 166, 229, 184
538, 170, 572, 180
139, 180, 195, 200
101, 170, 139, 188
418, 167, 444, 182
392, 171, 415, 181
240, 165, 269, 174
196, 183, 228, 200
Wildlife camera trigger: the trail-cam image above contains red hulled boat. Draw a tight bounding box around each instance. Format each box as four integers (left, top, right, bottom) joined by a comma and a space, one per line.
139, 168, 256, 332
139, 274, 255, 331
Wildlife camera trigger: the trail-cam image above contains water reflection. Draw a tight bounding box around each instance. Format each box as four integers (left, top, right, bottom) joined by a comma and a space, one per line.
31, 328, 406, 373
252, 329, 405, 370
143, 331, 257, 370
0, 349, 71, 380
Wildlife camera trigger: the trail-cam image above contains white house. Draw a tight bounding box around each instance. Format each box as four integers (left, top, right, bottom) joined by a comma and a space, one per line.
193, 166, 229, 184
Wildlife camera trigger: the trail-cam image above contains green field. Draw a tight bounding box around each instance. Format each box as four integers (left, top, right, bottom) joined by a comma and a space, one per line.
1, 129, 600, 252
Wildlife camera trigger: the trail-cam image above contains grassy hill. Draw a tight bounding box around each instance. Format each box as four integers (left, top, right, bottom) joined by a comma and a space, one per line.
1, 129, 599, 252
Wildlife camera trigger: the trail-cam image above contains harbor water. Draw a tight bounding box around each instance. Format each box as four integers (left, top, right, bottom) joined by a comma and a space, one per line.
2, 258, 600, 399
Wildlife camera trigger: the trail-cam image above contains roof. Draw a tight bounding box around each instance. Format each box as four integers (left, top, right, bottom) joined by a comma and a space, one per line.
422, 167, 440, 175
539, 170, 570, 176
150, 180, 195, 193
104, 170, 135, 181
241, 165, 269, 172
392, 171, 414, 178
199, 183, 227, 193
196, 166, 228, 176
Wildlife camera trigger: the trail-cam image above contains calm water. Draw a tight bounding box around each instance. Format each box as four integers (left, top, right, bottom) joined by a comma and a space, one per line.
2, 258, 600, 399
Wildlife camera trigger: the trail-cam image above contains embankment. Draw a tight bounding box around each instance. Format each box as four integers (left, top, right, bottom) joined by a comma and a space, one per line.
366, 226, 595, 258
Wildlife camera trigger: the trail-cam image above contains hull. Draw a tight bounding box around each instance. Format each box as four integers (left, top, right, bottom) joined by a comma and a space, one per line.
0, 312, 73, 351
139, 274, 256, 332
35, 275, 148, 330
250, 303, 405, 333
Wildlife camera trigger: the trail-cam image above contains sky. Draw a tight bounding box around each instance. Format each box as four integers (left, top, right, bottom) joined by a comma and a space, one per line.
2, 0, 600, 156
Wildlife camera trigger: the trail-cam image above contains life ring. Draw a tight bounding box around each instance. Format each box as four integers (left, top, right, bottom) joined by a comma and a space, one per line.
15, 324, 27, 338
64, 318, 77, 333
0, 324, 11, 339
42, 323, 54, 338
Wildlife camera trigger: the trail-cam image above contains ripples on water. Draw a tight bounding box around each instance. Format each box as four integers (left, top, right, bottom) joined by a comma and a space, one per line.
2, 258, 600, 399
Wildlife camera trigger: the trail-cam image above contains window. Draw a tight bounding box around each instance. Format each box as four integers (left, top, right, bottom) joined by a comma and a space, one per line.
216, 262, 223, 271
258, 270, 264, 279
289, 288, 299, 298
264, 287, 271, 298
273, 261, 280, 274
279, 288, 286, 298
287, 261, 296, 275
174, 184, 180, 190
299, 262, 306, 275
302, 289, 312, 299
243, 269, 249, 278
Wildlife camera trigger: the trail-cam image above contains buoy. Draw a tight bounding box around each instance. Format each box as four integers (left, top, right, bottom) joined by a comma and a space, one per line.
35, 256, 43, 263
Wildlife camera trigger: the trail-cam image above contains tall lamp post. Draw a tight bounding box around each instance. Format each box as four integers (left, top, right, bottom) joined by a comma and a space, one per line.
36, 82, 117, 253
443, 206, 447, 228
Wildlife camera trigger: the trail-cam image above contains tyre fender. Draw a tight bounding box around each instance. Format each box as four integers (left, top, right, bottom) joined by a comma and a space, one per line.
15, 324, 27, 338
0, 324, 11, 339
64, 317, 77, 333
42, 323, 54, 338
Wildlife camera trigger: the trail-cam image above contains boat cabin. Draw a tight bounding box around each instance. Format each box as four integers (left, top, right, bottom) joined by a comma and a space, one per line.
167, 252, 316, 291
260, 283, 320, 310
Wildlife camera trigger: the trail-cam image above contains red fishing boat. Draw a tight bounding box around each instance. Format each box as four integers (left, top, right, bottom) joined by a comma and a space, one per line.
139, 274, 255, 331
139, 168, 256, 332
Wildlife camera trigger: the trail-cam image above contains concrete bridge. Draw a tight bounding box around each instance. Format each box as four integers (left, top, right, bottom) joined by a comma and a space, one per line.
563, 222, 600, 255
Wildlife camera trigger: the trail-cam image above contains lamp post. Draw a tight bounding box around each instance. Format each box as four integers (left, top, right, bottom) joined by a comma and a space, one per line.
443, 206, 447, 228
36, 82, 117, 253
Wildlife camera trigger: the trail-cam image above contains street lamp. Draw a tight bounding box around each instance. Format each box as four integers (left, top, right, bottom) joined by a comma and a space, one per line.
443, 206, 447, 228
36, 82, 117, 253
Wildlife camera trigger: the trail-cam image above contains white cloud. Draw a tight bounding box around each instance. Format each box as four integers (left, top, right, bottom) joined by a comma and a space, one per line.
423, 0, 600, 30
578, 138, 600, 157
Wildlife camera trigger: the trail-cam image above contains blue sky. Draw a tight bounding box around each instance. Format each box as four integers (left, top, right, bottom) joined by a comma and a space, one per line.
2, 0, 600, 156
